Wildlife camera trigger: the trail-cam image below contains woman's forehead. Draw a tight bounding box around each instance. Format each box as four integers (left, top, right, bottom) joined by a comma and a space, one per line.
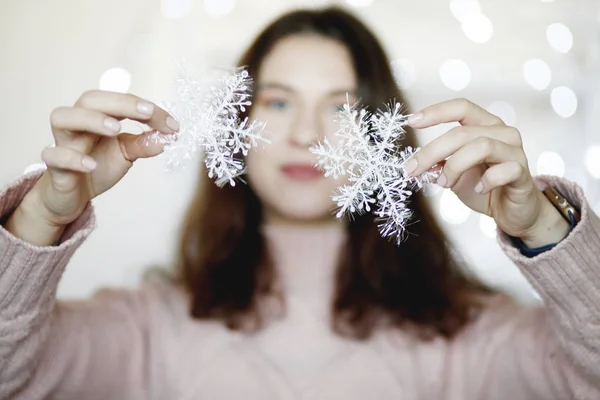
257, 35, 357, 95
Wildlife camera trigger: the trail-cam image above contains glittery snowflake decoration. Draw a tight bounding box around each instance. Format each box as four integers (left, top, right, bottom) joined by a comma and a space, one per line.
310, 99, 439, 244
147, 62, 268, 187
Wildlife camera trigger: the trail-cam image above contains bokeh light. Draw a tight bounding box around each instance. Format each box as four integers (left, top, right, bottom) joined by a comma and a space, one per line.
160, 0, 192, 19
99, 67, 131, 93
523, 59, 552, 90
536, 151, 565, 177
584, 146, 600, 179
449, 0, 482, 23
390, 58, 419, 89
422, 183, 442, 197
479, 214, 497, 238
203, 0, 235, 17
550, 86, 578, 118
439, 189, 472, 224
439, 59, 471, 91
461, 14, 494, 43
546, 23, 573, 53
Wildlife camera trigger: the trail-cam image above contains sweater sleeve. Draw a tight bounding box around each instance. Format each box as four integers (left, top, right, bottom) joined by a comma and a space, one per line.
0, 172, 166, 400
464, 175, 600, 400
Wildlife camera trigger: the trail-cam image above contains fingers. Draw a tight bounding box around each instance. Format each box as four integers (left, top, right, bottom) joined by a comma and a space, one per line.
42, 146, 97, 172
438, 138, 528, 189
408, 98, 504, 128
477, 161, 528, 195
74, 90, 179, 134
50, 107, 122, 148
405, 125, 523, 177
49, 90, 180, 161
41, 146, 97, 192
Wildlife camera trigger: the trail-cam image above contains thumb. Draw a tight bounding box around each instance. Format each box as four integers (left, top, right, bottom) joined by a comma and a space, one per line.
117, 131, 175, 162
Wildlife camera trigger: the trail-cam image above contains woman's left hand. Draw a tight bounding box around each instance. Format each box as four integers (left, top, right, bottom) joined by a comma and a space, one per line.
403, 98, 570, 248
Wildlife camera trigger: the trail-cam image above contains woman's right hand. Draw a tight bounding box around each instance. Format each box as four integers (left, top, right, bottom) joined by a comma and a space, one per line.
8, 90, 179, 244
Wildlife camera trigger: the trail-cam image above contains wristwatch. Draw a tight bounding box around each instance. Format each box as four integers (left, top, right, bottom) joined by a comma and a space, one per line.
542, 186, 581, 224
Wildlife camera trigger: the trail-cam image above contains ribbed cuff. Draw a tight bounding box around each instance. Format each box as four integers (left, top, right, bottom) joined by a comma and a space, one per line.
510, 211, 578, 258
497, 175, 600, 324
0, 171, 96, 313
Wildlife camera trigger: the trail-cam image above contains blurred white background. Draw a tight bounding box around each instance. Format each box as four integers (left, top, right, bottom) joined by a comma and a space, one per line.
1, 0, 599, 302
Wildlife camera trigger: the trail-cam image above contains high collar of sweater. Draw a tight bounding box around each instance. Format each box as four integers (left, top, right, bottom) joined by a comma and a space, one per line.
261, 223, 347, 315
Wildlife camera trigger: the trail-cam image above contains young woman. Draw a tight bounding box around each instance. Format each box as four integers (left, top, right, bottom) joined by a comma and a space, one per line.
1, 7, 599, 400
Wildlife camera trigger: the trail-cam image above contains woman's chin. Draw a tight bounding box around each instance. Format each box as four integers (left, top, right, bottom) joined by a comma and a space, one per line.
268, 202, 337, 225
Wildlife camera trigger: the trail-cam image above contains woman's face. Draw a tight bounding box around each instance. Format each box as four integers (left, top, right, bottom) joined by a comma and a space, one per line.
246, 34, 357, 225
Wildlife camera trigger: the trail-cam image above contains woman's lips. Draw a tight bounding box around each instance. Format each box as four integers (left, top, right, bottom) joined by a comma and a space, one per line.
281, 164, 323, 180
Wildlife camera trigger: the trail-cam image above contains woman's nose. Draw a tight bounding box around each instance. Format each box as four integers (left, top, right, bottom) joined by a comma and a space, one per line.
289, 110, 320, 148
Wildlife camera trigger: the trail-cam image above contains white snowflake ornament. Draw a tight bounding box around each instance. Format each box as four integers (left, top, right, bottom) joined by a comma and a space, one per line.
310, 99, 439, 244
149, 62, 268, 187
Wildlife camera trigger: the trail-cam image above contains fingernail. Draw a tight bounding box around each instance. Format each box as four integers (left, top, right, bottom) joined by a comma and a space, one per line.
404, 158, 418, 175
137, 101, 155, 115
436, 173, 447, 187
474, 181, 484, 193
166, 116, 180, 131
81, 156, 97, 171
103, 117, 121, 133
408, 112, 424, 126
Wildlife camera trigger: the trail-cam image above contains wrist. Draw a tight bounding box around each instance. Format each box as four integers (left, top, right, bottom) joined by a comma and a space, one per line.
4, 193, 66, 247
520, 198, 571, 248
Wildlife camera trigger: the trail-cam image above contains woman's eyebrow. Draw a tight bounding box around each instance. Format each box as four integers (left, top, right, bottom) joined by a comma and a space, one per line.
256, 82, 295, 93
326, 89, 357, 98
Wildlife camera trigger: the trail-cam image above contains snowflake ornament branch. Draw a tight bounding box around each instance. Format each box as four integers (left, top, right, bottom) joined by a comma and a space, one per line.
148, 62, 268, 187
310, 99, 439, 244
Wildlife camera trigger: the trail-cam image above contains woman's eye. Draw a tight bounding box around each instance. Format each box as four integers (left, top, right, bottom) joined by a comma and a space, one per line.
328, 104, 346, 114
266, 99, 289, 110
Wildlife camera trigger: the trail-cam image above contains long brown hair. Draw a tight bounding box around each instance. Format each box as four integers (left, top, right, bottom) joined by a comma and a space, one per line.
175, 7, 494, 340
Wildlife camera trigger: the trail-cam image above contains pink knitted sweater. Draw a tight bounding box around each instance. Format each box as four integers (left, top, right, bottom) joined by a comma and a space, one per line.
0, 172, 599, 400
